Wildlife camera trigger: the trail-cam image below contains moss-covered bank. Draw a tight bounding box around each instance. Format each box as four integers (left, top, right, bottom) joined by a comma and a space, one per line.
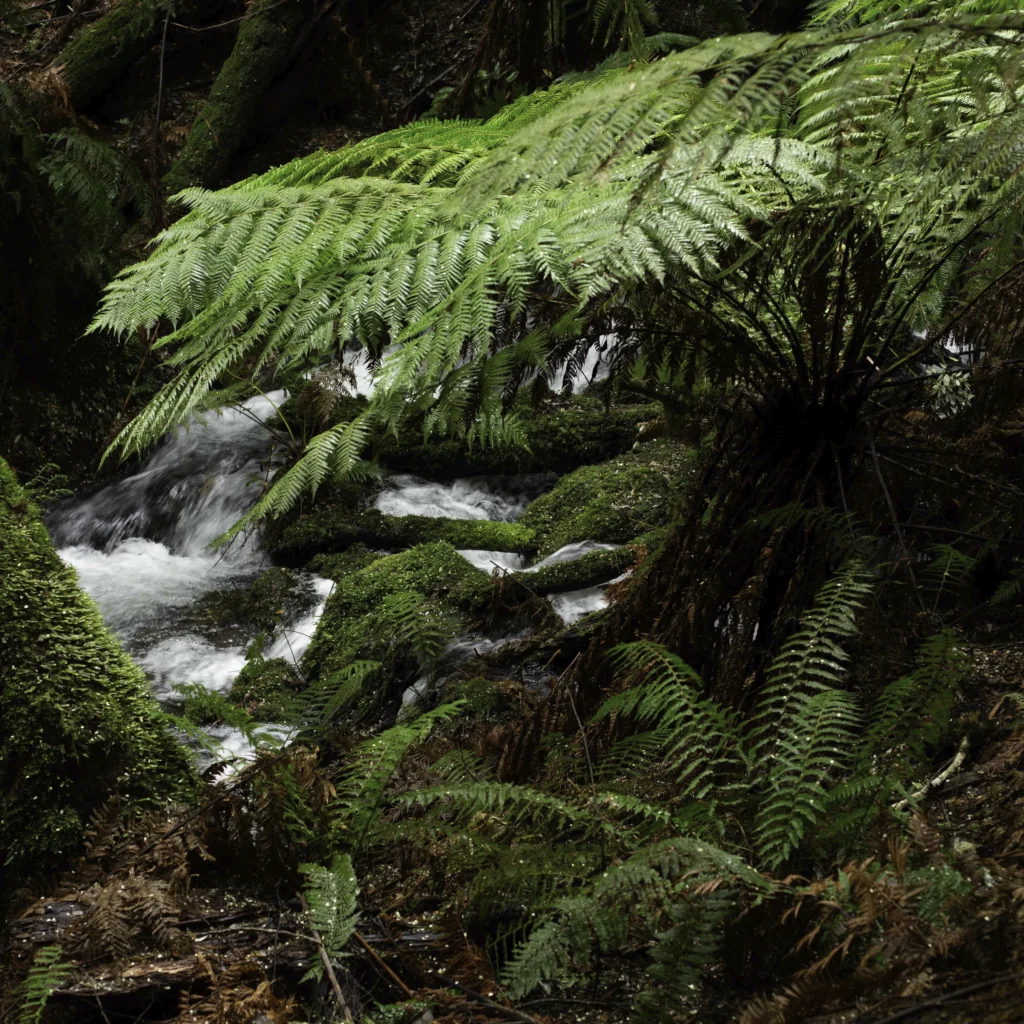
271, 506, 535, 560
0, 459, 192, 890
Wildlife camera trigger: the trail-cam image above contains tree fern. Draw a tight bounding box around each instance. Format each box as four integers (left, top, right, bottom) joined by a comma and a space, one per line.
15, 946, 72, 1024
90, 8, 1024, 538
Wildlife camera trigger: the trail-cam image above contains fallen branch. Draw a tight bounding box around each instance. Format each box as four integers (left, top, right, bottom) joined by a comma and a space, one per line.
893, 735, 969, 811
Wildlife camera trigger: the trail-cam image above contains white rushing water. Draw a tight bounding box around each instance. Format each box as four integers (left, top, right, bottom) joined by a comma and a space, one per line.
48, 393, 301, 764
375, 474, 544, 521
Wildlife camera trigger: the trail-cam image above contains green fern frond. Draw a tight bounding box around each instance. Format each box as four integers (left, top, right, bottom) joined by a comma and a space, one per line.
596, 641, 744, 799
300, 854, 359, 980
334, 701, 466, 845
15, 946, 72, 1024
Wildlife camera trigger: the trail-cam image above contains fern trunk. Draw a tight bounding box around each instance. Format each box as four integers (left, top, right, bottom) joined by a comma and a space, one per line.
162, 0, 320, 192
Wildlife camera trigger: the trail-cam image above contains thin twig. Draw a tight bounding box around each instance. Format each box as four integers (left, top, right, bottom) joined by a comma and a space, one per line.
152, 7, 170, 178
893, 735, 969, 811
298, 892, 355, 1022
867, 972, 1024, 1024
353, 930, 414, 998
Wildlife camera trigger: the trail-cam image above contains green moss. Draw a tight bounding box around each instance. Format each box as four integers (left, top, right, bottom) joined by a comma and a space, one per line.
229, 655, 302, 721
273, 507, 535, 560
447, 677, 511, 717
0, 458, 193, 887
517, 545, 635, 593
307, 543, 383, 580
518, 439, 692, 557
192, 567, 317, 634
303, 542, 492, 679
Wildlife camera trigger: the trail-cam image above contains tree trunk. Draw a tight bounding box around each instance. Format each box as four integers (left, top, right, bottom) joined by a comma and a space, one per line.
163, 0, 320, 193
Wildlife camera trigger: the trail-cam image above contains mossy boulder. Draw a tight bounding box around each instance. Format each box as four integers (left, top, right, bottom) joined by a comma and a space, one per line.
229, 654, 303, 721
518, 440, 692, 557
271, 507, 535, 561
303, 542, 492, 680
0, 459, 192, 888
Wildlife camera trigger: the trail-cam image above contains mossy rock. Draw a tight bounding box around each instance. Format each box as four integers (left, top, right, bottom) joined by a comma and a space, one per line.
303, 542, 492, 680
191, 567, 318, 636
229, 655, 303, 722
272, 507, 535, 560
518, 440, 692, 557
0, 458, 193, 888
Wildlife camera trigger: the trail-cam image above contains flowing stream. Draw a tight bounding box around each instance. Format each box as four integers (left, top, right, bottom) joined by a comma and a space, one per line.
47, 390, 627, 758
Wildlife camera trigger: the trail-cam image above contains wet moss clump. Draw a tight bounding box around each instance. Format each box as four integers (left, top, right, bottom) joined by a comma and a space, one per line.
190, 567, 317, 636
307, 543, 383, 581
0, 458, 193, 889
303, 542, 492, 680
272, 507, 535, 560
229, 653, 303, 722
519, 440, 691, 557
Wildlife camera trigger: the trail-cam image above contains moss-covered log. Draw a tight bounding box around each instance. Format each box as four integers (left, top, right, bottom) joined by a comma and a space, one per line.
0, 459, 192, 890
375, 399, 662, 478
55, 0, 161, 108
270, 506, 535, 560
163, 0, 317, 191
515, 545, 635, 594
55, 0, 233, 110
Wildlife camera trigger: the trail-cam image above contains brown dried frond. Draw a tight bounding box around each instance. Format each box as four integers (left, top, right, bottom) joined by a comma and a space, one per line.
179, 953, 293, 1024
68, 874, 188, 960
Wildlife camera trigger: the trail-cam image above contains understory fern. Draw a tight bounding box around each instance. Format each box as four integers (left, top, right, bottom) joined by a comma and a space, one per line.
300, 854, 360, 981
15, 946, 72, 1024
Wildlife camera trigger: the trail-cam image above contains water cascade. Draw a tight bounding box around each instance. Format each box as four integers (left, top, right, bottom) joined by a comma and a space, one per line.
47, 390, 630, 756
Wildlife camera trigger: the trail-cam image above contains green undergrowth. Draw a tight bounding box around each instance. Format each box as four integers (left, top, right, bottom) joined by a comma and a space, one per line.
519, 438, 693, 557
0, 458, 193, 889
229, 653, 303, 722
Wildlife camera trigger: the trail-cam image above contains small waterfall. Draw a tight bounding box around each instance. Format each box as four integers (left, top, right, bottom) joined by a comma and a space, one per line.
48, 393, 293, 763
